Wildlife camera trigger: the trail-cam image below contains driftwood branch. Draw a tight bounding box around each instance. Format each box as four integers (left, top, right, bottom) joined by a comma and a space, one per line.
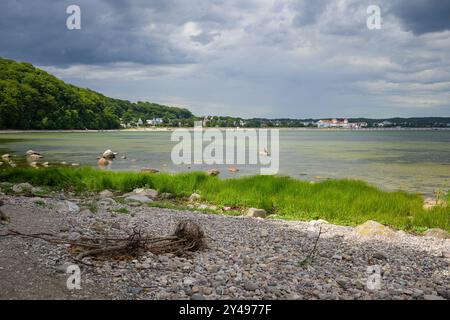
1, 219, 206, 263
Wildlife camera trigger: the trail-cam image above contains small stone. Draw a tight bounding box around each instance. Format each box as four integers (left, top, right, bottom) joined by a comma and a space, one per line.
436, 289, 450, 299
246, 208, 267, 218
67, 232, 81, 241
332, 254, 342, 260
260, 229, 269, 237
243, 281, 258, 291
111, 222, 121, 229
127, 287, 143, 295
202, 287, 213, 295
191, 286, 200, 293
412, 289, 424, 298
183, 278, 195, 286
191, 293, 205, 300
372, 251, 388, 260
442, 250, 450, 259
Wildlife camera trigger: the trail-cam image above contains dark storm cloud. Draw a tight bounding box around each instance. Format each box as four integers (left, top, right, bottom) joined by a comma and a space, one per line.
292, 0, 330, 27
391, 0, 450, 35
0, 0, 192, 65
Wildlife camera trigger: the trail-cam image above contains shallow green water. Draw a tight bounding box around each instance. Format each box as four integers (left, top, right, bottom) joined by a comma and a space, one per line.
1, 130, 449, 195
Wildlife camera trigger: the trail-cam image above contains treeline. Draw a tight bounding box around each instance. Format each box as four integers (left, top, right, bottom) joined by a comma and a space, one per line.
0, 57, 194, 130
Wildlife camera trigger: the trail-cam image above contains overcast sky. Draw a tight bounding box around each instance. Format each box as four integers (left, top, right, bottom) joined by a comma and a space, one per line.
1, 0, 450, 118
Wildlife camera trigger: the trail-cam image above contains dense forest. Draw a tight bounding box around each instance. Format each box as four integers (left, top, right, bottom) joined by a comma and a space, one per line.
0, 57, 194, 129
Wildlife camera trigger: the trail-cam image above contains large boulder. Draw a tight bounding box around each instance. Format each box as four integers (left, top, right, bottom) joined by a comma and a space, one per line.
353, 220, 397, 238
424, 228, 450, 239
59, 201, 80, 214
99, 190, 114, 198
188, 193, 201, 202
125, 195, 153, 205
133, 188, 158, 199
12, 183, 33, 193
98, 198, 117, 207
246, 208, 267, 218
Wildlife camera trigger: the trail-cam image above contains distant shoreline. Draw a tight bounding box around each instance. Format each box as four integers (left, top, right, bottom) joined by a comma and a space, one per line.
1, 127, 450, 134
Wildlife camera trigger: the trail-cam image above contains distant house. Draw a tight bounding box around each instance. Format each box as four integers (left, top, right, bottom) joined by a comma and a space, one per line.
136, 118, 144, 126
376, 120, 392, 127
146, 118, 164, 126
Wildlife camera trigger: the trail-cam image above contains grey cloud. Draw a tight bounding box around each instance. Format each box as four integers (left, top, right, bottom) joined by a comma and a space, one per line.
0, 0, 194, 66
390, 0, 450, 35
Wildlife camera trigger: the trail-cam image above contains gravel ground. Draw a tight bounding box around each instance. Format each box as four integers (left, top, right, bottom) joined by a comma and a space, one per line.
0, 194, 449, 300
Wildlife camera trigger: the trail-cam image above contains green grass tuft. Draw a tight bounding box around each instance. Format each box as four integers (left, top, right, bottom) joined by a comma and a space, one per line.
0, 166, 448, 232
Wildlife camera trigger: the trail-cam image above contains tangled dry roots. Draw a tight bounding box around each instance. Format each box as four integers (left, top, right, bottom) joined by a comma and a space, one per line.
173, 219, 205, 251
2, 219, 207, 261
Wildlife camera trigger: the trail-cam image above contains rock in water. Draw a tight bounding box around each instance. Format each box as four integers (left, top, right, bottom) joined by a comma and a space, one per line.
246, 208, 267, 218
206, 169, 220, 176
98, 157, 110, 167
140, 167, 159, 173
353, 220, 397, 238
102, 149, 117, 159
423, 228, 450, 239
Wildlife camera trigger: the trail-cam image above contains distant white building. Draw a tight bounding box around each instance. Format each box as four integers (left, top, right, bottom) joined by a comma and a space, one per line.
136, 118, 144, 126
376, 120, 392, 127
146, 118, 164, 126
317, 119, 367, 129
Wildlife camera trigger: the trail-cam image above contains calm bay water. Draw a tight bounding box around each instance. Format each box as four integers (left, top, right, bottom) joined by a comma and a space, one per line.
1, 130, 449, 195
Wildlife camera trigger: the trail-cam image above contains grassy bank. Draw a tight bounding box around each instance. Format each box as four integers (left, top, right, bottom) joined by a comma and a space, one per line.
0, 167, 448, 232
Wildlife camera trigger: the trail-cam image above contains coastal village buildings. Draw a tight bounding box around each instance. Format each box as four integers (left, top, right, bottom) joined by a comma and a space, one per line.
317, 119, 368, 129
